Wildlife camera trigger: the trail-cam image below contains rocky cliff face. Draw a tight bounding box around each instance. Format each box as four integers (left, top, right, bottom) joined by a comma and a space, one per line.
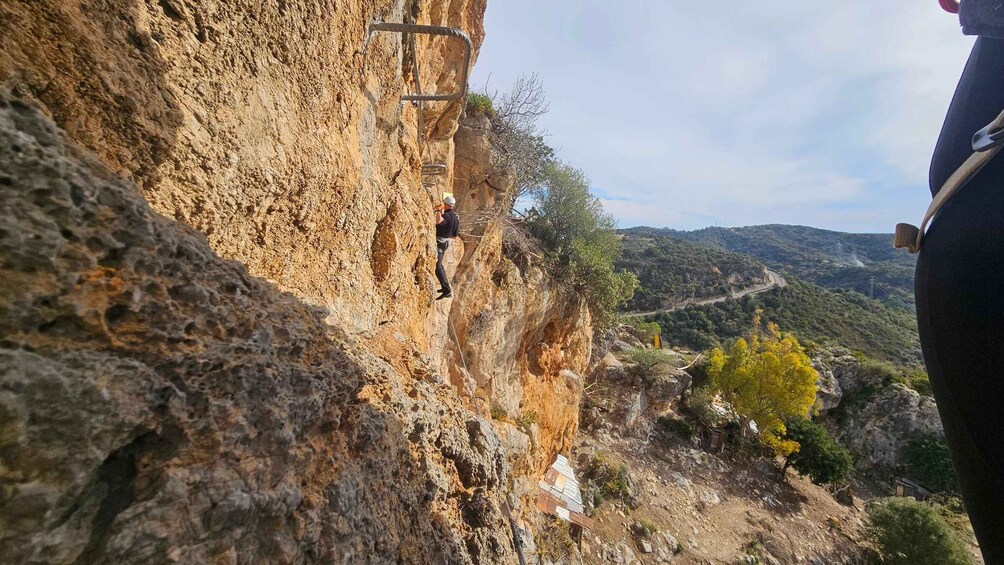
0, 0, 483, 346
0, 1, 592, 563
815, 349, 943, 474
438, 110, 592, 492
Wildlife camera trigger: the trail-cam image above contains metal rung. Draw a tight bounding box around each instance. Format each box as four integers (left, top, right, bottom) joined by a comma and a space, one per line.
421, 164, 447, 176
367, 22, 472, 102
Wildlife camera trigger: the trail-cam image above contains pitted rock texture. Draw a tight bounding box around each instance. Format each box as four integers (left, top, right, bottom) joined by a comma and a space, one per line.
0, 94, 517, 564
0, 0, 486, 346
0, 0, 596, 560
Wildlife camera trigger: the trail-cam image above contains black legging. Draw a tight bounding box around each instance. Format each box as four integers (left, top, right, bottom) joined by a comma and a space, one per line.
435, 240, 451, 293
918, 36, 1004, 562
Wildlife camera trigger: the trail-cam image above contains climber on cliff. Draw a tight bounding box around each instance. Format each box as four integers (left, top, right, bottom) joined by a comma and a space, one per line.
434, 195, 459, 299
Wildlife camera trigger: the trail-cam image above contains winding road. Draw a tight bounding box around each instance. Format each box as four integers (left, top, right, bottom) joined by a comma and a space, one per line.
624, 269, 787, 319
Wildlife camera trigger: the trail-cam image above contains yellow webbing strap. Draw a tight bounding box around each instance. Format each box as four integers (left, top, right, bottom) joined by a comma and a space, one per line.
895, 108, 1004, 253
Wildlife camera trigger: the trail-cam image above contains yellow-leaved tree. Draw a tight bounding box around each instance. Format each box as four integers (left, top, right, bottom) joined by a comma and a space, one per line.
706, 315, 818, 457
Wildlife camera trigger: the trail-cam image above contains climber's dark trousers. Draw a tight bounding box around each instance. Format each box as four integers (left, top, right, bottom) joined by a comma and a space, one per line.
435, 240, 451, 293
918, 36, 1004, 563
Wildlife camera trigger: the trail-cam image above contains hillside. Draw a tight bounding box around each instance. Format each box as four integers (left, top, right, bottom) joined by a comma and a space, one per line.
616, 233, 768, 311
652, 278, 922, 367
623, 225, 917, 310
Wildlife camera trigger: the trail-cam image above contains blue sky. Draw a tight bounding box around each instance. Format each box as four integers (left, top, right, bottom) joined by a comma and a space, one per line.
468, 1, 975, 233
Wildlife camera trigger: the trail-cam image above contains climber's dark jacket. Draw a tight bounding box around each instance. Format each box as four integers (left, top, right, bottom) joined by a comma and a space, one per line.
436, 209, 459, 240
961, 0, 1004, 38
918, 8, 1004, 561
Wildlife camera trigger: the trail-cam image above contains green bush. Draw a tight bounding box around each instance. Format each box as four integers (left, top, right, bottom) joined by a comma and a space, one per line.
525, 162, 638, 329
906, 435, 958, 493
906, 370, 933, 397
585, 454, 631, 507
466, 93, 494, 116
534, 519, 575, 562
866, 498, 972, 565
684, 386, 721, 428
657, 415, 695, 439
517, 411, 537, 430
631, 519, 658, 538
627, 347, 673, 368
632, 320, 661, 344
781, 416, 853, 485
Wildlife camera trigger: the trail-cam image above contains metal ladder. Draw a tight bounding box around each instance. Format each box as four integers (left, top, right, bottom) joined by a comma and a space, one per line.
367, 21, 472, 185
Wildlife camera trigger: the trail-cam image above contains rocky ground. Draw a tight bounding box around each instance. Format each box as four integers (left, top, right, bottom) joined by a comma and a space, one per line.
570, 332, 871, 565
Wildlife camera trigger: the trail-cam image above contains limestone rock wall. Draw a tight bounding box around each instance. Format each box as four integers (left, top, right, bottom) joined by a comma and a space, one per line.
0, 93, 521, 565
815, 349, 943, 474
0, 1, 596, 561
436, 112, 592, 482
0, 0, 485, 349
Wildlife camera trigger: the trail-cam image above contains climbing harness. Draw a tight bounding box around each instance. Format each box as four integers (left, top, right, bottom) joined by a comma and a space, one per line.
894, 108, 1004, 253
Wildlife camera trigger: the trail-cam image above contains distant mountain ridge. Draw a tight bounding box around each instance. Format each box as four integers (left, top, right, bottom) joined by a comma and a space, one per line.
616, 225, 921, 367
620, 225, 916, 310
615, 233, 769, 311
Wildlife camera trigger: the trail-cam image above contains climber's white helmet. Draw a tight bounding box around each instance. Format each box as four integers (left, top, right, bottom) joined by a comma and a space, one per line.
444, 195, 456, 206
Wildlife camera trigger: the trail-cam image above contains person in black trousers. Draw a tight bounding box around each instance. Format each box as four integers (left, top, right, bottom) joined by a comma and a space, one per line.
917, 3, 1004, 561
434, 195, 459, 299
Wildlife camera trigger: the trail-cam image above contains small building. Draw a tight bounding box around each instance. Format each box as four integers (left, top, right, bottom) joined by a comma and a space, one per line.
537, 455, 593, 544
895, 477, 933, 501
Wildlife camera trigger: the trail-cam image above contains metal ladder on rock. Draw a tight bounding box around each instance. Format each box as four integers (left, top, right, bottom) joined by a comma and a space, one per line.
366, 21, 472, 185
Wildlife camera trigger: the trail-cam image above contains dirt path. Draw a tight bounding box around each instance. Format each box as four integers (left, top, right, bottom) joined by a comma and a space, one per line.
624, 269, 787, 319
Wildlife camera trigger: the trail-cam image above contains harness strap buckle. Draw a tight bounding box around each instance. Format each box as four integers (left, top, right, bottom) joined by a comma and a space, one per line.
973, 121, 1004, 152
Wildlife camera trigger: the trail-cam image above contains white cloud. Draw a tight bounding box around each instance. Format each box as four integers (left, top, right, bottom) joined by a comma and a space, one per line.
471, 1, 974, 231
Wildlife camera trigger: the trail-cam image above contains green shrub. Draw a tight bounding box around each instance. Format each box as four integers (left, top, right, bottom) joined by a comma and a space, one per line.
525, 162, 638, 330
906, 434, 958, 493
781, 416, 853, 485
628, 348, 674, 370
517, 411, 537, 430
631, 518, 658, 538
631, 320, 661, 343
627, 348, 675, 383
684, 386, 720, 428
534, 519, 575, 562
657, 415, 695, 439
585, 453, 631, 506
866, 498, 972, 565
907, 370, 933, 397
466, 93, 494, 116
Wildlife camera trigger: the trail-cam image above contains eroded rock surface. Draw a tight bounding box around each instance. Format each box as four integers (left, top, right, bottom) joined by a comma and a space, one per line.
815, 349, 943, 474
0, 93, 516, 564
0, 1, 598, 561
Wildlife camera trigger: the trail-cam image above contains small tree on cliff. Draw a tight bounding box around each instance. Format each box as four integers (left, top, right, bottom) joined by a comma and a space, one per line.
706, 316, 818, 457
477, 73, 555, 208
780, 416, 853, 485
631, 320, 661, 344
525, 162, 638, 329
